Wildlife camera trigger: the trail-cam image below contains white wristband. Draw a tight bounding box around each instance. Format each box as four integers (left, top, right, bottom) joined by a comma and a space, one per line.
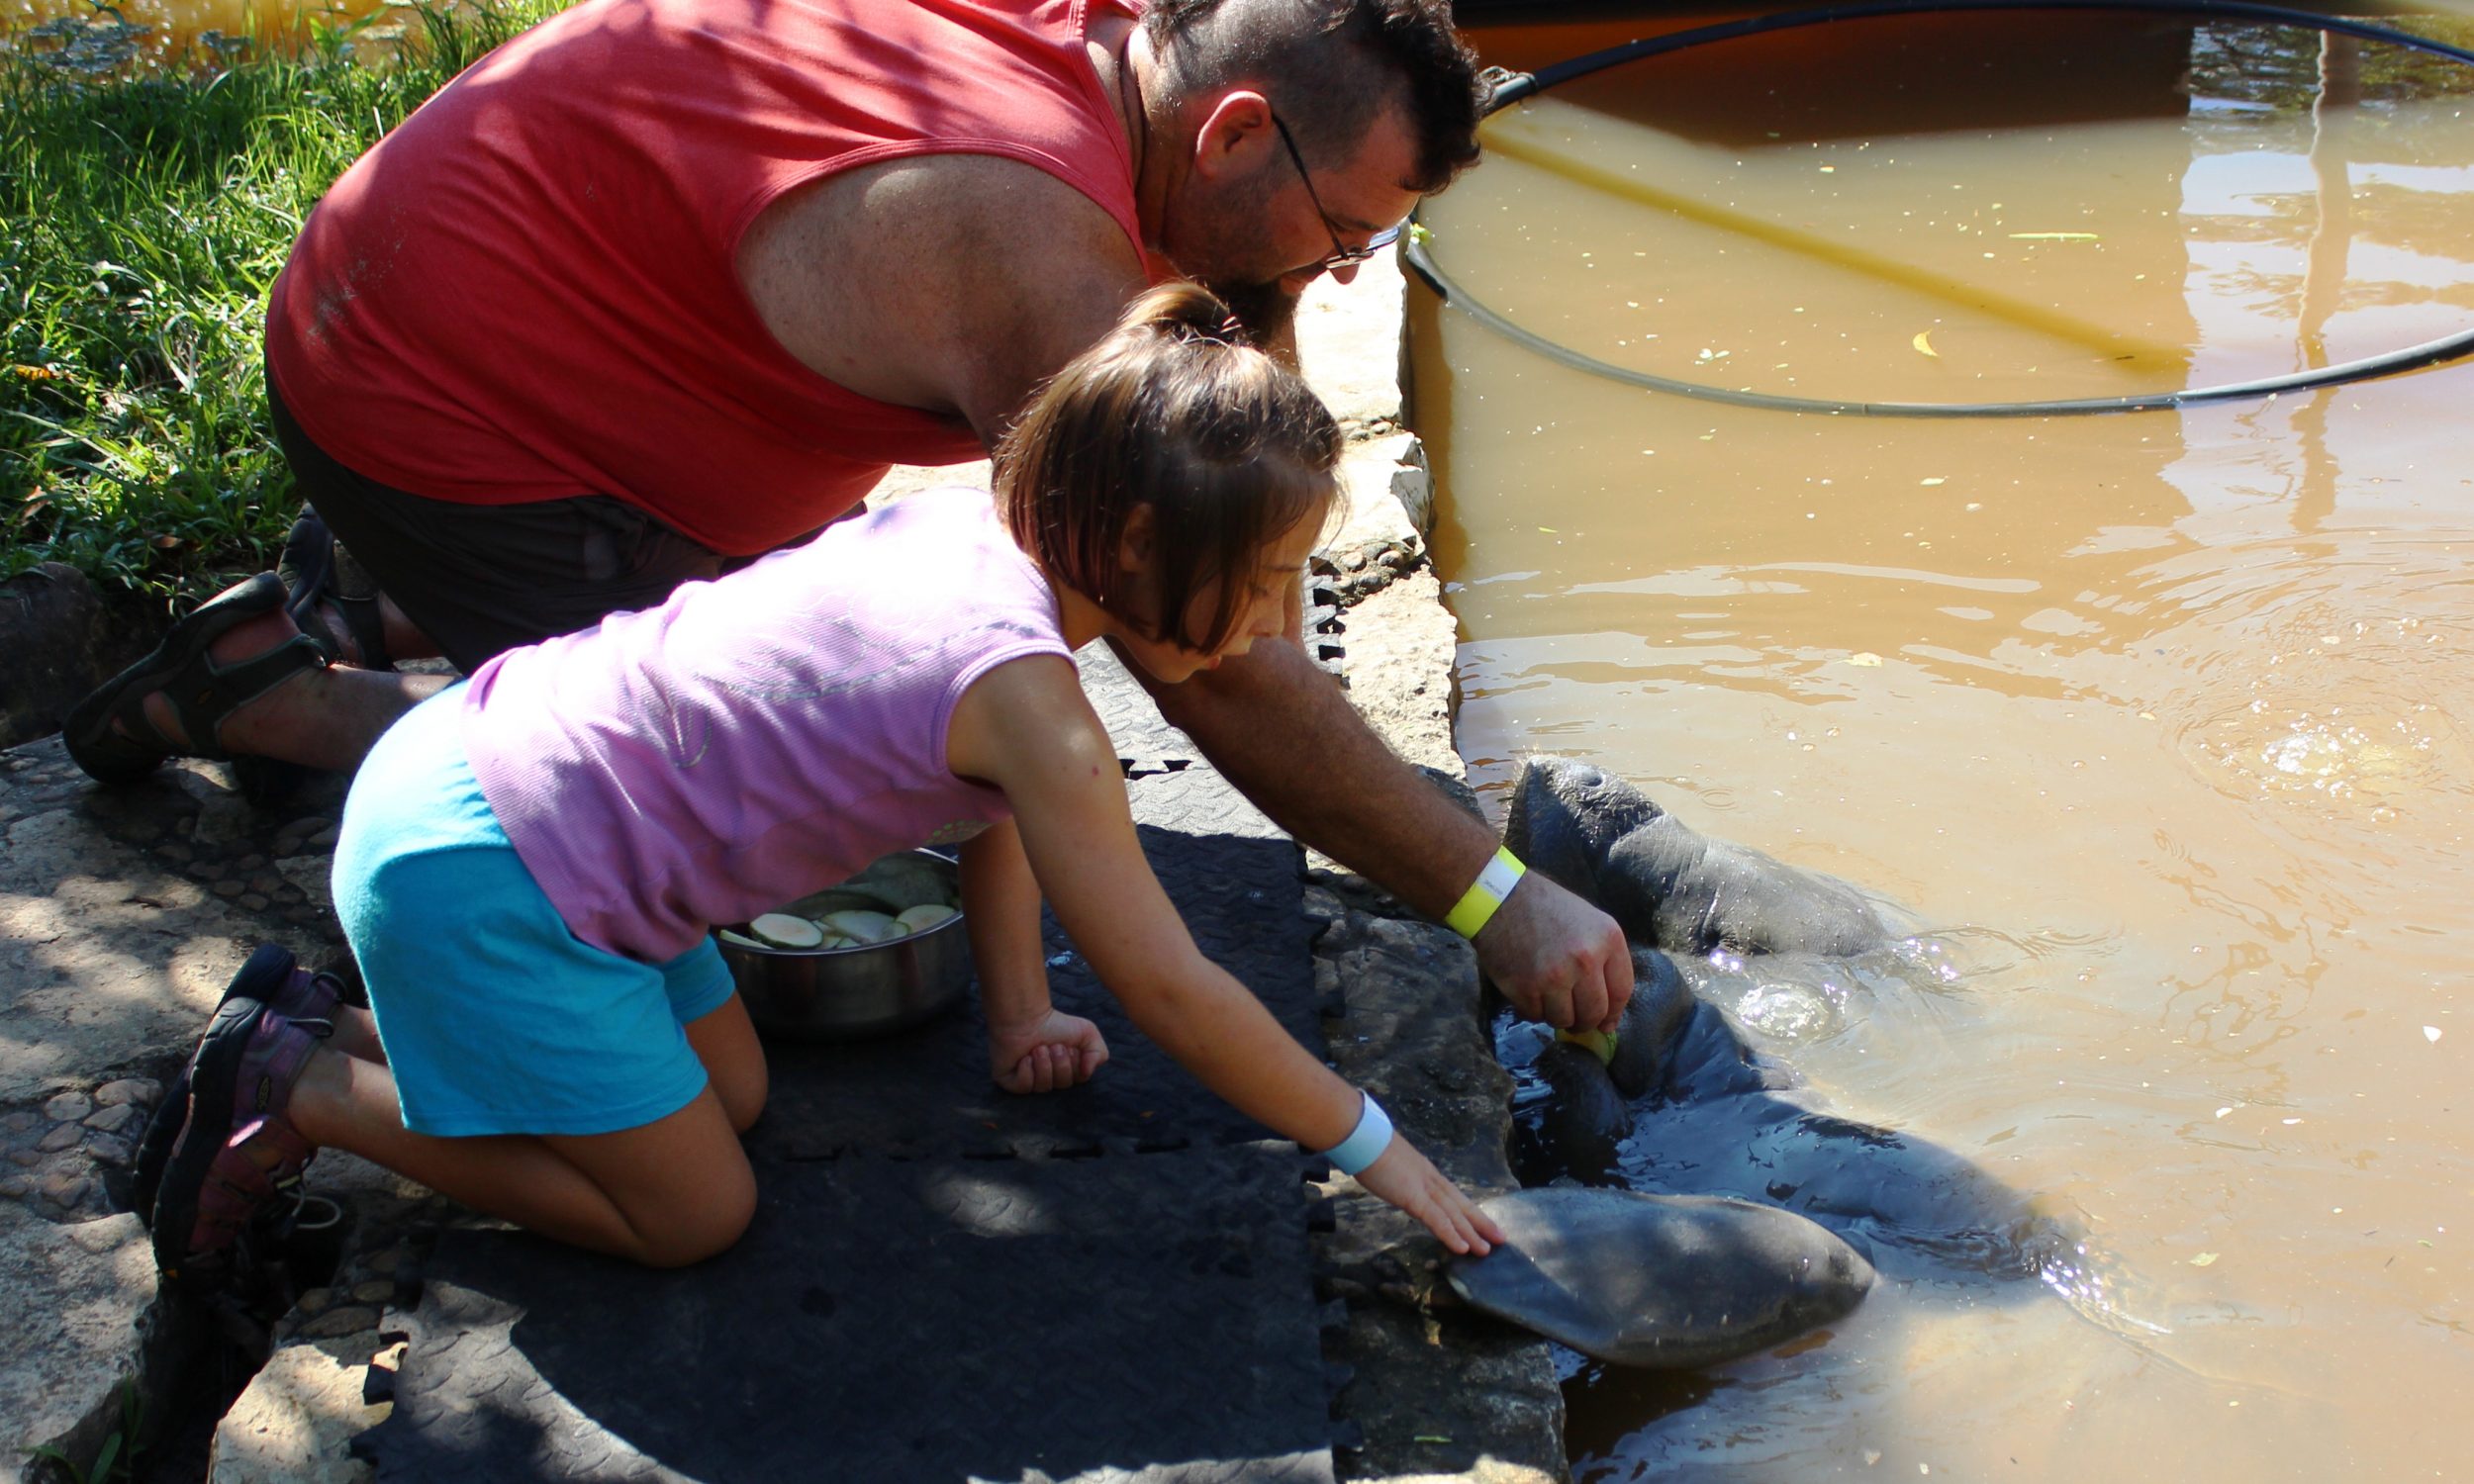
1321, 1091, 1394, 1176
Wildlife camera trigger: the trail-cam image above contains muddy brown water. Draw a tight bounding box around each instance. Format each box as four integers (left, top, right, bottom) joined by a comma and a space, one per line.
2, 0, 395, 69
1424, 12, 2472, 1480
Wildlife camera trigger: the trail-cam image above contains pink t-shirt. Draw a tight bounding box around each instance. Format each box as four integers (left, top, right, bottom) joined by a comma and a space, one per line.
459, 488, 1072, 963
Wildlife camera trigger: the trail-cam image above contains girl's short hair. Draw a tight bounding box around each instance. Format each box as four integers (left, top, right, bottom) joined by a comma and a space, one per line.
995, 281, 1341, 654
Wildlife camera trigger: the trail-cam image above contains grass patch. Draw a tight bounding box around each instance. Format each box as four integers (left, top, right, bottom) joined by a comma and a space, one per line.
1, 0, 554, 609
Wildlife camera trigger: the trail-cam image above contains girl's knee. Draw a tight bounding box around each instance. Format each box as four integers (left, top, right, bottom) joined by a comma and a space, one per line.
716, 1061, 768, 1136
637, 1162, 757, 1267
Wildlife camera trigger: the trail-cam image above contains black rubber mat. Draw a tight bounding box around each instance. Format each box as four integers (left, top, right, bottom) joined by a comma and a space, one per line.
359, 660, 1339, 1482
1079, 640, 1198, 775
356, 1144, 1337, 1484
753, 767, 1307, 1162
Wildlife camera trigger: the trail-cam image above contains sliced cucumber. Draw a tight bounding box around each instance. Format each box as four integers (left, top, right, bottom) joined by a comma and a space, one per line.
819, 909, 902, 944
717, 929, 768, 950
895, 903, 958, 934
749, 912, 826, 950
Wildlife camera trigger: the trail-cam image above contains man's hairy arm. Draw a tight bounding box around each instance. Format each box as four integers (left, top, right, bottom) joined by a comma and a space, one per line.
1141, 593, 1636, 1031
737, 152, 1151, 449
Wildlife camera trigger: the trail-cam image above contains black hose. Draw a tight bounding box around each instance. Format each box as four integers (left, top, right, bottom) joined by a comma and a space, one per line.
1406, 0, 2474, 417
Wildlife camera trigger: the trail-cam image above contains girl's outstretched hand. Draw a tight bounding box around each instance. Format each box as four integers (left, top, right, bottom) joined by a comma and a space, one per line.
1354, 1139, 1508, 1256
989, 1009, 1109, 1094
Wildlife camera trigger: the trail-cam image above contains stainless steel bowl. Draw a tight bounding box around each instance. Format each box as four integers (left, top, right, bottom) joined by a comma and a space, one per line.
715, 851, 971, 1042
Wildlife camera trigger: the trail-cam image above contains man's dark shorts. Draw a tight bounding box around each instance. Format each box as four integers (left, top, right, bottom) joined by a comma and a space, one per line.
267, 379, 726, 674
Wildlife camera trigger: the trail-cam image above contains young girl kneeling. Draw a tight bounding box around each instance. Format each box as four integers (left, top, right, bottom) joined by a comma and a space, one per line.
143, 283, 1504, 1279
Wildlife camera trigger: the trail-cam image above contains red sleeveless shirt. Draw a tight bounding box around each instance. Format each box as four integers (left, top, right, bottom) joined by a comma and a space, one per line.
265, 0, 1143, 556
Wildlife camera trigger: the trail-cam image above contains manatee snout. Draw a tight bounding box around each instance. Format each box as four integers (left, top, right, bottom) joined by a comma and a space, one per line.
1446, 1187, 1875, 1369
1508, 752, 1889, 957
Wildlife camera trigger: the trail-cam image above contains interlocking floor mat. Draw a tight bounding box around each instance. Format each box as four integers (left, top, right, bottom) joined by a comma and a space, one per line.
356, 1145, 1336, 1483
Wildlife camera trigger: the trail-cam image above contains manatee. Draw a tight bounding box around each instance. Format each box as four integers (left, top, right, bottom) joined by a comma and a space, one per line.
1446, 1187, 1874, 1368
1503, 756, 1887, 956
1509, 945, 2069, 1286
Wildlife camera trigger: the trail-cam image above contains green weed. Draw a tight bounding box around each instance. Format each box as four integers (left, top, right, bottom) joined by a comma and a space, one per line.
22, 1377, 142, 1483
1, 0, 553, 607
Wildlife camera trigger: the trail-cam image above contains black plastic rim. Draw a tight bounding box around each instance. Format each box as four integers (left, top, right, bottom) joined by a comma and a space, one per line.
1405, 0, 2474, 417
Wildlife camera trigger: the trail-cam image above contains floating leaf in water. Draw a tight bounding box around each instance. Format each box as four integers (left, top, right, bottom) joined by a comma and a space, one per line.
1920, 476, 1945, 486
1538, 526, 1558, 534
2191, 1252, 2220, 1266
1848, 652, 1883, 667
1912, 330, 1939, 358
2426, 1026, 2444, 1043
2009, 232, 2100, 241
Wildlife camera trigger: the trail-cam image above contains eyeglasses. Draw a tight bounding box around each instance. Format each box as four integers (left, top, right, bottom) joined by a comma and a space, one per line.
1270, 112, 1408, 273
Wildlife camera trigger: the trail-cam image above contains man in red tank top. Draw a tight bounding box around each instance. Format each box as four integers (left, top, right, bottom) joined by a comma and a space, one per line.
69, 0, 1636, 1030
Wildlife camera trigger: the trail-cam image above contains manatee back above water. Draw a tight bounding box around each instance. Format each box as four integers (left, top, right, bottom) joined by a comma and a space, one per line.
1504, 756, 1888, 957
1446, 1187, 1875, 1369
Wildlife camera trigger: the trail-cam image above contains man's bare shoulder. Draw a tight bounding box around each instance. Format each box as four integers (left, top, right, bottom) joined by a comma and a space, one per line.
739, 154, 1146, 440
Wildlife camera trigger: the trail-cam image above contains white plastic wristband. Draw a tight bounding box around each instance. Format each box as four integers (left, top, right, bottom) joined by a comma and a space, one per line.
1321, 1091, 1394, 1176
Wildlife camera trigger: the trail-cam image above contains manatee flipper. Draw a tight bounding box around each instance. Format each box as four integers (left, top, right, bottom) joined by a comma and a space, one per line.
1446, 1187, 1875, 1368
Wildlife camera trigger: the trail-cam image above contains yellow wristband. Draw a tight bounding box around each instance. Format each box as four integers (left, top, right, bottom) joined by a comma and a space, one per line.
1445, 847, 1527, 940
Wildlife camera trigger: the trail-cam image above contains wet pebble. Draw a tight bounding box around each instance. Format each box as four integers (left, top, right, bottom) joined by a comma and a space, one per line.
234, 853, 267, 872
43, 1091, 93, 1123
246, 874, 281, 896
85, 1133, 133, 1167
40, 1170, 93, 1207
84, 1102, 141, 1135
154, 840, 195, 864
0, 1173, 31, 1199
350, 1279, 398, 1306
297, 1286, 333, 1316
95, 1078, 160, 1108
307, 825, 340, 852
212, 880, 245, 898
299, 1305, 381, 1339
9, 1149, 44, 1168
38, 1123, 84, 1154
238, 893, 271, 912
1, 1110, 37, 1136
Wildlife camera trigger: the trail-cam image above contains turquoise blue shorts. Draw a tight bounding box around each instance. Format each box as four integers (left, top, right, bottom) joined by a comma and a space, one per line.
331, 686, 737, 1138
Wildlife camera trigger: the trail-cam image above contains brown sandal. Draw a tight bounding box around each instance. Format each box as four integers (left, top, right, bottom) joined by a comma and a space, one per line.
63, 572, 330, 785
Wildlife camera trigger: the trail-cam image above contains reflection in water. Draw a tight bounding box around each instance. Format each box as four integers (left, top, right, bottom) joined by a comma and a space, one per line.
1425, 14, 2474, 1480
1, 0, 399, 71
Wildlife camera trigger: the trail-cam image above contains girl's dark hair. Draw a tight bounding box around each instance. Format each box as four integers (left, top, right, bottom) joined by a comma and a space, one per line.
996, 281, 1341, 654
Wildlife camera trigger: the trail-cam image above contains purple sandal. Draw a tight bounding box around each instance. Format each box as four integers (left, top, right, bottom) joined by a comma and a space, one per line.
150, 978, 332, 1291
134, 944, 345, 1232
